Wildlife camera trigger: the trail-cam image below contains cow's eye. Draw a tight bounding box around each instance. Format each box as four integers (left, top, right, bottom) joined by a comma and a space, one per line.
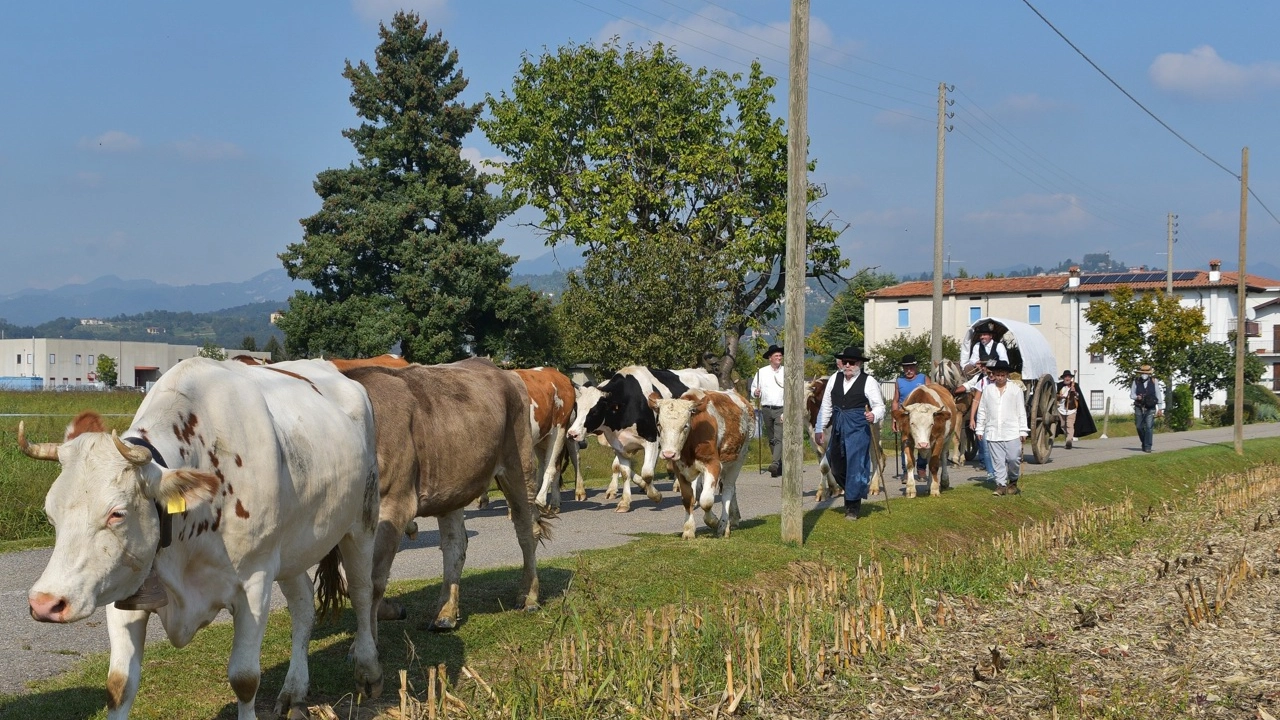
107, 508, 127, 526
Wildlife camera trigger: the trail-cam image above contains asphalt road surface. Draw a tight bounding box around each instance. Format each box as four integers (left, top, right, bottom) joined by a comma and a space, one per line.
4, 422, 1279, 696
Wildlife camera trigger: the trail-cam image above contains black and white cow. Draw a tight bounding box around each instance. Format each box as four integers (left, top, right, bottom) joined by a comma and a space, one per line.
567, 366, 718, 512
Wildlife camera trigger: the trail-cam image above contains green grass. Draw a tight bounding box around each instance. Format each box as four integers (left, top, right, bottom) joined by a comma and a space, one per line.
5, 436, 1279, 719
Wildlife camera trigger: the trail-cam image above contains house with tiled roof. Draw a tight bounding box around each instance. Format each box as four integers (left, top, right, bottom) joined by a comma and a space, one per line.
865, 260, 1280, 419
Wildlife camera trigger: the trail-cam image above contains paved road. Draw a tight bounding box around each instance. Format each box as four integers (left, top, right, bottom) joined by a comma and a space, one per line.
4, 423, 1279, 696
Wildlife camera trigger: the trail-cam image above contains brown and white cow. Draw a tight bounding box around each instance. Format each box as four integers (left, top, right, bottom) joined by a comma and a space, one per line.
19, 357, 382, 720
890, 380, 959, 498
650, 389, 753, 539
513, 367, 584, 511
328, 354, 410, 372
340, 358, 548, 632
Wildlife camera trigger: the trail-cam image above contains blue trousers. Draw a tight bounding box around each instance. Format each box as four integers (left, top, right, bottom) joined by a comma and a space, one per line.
1135, 406, 1156, 451
827, 408, 872, 505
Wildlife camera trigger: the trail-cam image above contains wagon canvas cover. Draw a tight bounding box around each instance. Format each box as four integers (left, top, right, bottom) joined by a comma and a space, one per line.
963, 316, 1057, 379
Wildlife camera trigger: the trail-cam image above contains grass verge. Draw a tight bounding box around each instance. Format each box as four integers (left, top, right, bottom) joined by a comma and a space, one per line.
3, 437, 1278, 719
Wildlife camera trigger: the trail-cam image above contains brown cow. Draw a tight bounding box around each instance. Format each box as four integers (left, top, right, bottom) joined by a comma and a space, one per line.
340, 358, 548, 632
329, 354, 410, 372
889, 381, 958, 498
513, 367, 584, 511
650, 389, 753, 539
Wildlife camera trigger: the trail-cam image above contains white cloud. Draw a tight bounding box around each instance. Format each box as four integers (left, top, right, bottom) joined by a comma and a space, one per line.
994, 93, 1064, 117
595, 6, 857, 74
351, 0, 449, 25
460, 146, 506, 174
171, 136, 245, 161
79, 130, 141, 152
961, 193, 1091, 236
1149, 45, 1280, 101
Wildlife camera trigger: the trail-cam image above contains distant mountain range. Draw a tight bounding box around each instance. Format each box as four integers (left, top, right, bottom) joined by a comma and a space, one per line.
4, 251, 1277, 330
0, 269, 307, 327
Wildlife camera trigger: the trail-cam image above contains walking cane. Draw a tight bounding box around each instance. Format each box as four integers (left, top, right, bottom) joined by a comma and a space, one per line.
755, 407, 764, 474
874, 405, 891, 514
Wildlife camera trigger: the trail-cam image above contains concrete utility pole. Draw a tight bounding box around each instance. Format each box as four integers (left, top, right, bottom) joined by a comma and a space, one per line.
931, 83, 952, 366
1165, 213, 1177, 294
780, 0, 809, 545
1234, 148, 1248, 455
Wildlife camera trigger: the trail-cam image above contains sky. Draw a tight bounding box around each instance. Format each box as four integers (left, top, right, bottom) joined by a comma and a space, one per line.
2, 0, 1279, 292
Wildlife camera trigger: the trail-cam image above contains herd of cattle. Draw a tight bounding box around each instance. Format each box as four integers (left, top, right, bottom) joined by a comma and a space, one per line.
14, 353, 967, 718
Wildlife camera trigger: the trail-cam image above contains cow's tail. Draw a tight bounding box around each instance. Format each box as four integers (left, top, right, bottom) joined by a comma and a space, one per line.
533, 511, 555, 546
314, 545, 348, 622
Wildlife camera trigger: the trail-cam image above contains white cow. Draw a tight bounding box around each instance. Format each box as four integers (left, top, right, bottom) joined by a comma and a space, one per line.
19, 357, 382, 720
567, 367, 719, 512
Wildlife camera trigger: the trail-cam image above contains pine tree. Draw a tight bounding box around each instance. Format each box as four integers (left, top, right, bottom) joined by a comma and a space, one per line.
278, 12, 551, 364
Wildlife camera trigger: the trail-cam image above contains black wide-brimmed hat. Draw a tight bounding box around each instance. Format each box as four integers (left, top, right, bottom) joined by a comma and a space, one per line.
976, 321, 997, 334
1060, 369, 1074, 379
900, 354, 919, 367
988, 359, 1013, 373
762, 344, 783, 359
835, 346, 869, 362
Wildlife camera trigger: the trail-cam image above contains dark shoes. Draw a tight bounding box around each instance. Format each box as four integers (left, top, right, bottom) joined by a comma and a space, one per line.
1065, 437, 1073, 449
992, 483, 1021, 497
768, 463, 782, 477
844, 503, 861, 520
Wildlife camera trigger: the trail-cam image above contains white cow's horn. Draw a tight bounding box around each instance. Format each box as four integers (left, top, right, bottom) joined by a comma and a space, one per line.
113, 432, 153, 466
17, 421, 61, 461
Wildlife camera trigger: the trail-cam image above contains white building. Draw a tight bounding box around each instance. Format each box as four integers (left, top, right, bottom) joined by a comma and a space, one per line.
0, 339, 270, 390
865, 261, 1280, 418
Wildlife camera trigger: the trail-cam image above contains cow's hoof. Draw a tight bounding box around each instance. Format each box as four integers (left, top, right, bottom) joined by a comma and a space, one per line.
404, 521, 419, 539
645, 487, 662, 504
575, 490, 586, 502
377, 601, 408, 622
429, 617, 458, 632
681, 531, 695, 540
930, 489, 941, 497
287, 703, 310, 720
358, 671, 384, 701
614, 501, 631, 513
521, 602, 541, 613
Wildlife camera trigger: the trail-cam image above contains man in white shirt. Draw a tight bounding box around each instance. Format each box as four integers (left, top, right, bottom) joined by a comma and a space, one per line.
751, 344, 785, 477
974, 360, 1028, 496
815, 346, 885, 519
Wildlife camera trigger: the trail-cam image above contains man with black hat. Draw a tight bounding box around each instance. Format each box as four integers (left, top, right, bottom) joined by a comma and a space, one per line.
814, 346, 885, 519
964, 321, 1009, 373
1129, 364, 1164, 453
892, 354, 928, 478
751, 344, 785, 476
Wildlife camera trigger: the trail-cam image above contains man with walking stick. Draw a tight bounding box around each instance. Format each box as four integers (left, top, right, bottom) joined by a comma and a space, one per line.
814, 346, 885, 520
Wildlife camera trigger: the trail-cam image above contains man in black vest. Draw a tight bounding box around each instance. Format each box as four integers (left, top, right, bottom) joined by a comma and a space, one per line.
814, 346, 885, 520
1129, 363, 1165, 453
964, 321, 1009, 375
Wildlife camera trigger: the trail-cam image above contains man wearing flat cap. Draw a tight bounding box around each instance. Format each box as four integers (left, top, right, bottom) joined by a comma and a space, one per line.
1129, 364, 1164, 453
751, 344, 785, 476
815, 346, 885, 519
892, 354, 929, 478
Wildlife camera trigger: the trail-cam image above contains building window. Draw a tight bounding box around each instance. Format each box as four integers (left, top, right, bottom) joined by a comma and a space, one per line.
1028, 305, 1041, 325
897, 308, 909, 328
88, 354, 95, 366
75, 354, 82, 364
1090, 390, 1104, 411
26, 353, 33, 365
1090, 352, 1104, 364
15, 354, 21, 364
969, 306, 981, 324
49, 354, 56, 364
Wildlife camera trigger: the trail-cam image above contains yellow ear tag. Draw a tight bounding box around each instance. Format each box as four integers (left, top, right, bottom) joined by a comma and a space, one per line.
166, 496, 187, 514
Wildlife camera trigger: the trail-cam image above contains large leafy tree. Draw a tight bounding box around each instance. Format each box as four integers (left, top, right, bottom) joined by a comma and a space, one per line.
1083, 286, 1209, 388
483, 41, 845, 382
278, 12, 551, 364
1182, 339, 1265, 402
866, 331, 962, 382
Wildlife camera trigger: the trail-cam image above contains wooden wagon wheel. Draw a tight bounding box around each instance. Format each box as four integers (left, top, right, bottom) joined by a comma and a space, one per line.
1029, 374, 1057, 463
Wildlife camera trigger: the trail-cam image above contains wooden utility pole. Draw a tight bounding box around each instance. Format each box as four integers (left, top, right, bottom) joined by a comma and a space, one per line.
930, 83, 951, 366
1165, 213, 1177, 294
780, 0, 809, 544
1234, 147, 1248, 455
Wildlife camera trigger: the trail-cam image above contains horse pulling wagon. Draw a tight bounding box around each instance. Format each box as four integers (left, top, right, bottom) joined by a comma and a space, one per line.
962, 317, 1060, 464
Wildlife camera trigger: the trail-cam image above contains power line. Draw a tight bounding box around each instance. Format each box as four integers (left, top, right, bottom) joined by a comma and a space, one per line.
1020, 0, 1280, 227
